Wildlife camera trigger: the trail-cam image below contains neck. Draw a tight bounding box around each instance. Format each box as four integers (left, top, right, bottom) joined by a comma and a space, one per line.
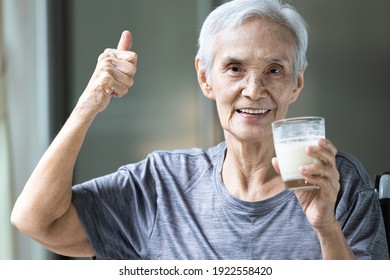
222, 136, 285, 201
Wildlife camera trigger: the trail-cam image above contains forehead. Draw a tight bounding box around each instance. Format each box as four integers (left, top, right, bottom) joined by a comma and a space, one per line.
213, 17, 296, 64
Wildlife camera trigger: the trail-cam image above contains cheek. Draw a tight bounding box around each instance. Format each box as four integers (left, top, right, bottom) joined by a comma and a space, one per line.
270, 80, 297, 102
214, 95, 237, 125
213, 81, 239, 105
216, 99, 234, 118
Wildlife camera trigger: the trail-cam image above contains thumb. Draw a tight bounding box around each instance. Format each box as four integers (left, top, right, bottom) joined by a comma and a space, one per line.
272, 157, 281, 175
117, 30, 132, 51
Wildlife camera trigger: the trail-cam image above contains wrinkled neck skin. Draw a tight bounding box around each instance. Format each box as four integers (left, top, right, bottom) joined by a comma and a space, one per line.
222, 132, 285, 202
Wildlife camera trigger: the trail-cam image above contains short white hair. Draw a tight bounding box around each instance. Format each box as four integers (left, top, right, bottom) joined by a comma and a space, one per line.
196, 0, 308, 82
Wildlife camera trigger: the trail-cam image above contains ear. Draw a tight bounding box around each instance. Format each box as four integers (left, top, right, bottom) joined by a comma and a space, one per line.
195, 58, 215, 100
289, 67, 305, 104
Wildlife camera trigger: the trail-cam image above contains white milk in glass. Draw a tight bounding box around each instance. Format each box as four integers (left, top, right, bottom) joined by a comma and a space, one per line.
272, 117, 325, 191
275, 140, 319, 190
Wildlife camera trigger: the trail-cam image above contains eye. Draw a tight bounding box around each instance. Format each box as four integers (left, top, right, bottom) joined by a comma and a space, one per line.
269, 67, 281, 74
227, 64, 242, 74
267, 65, 285, 77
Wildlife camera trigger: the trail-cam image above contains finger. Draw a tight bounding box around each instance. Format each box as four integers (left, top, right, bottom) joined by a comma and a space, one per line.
93, 59, 135, 96
300, 164, 327, 180
108, 65, 135, 97
300, 167, 340, 193
109, 81, 132, 98
306, 139, 337, 167
306, 146, 330, 166
111, 69, 135, 93
99, 52, 137, 76
117, 30, 132, 51
100, 52, 137, 75
113, 60, 137, 78
318, 139, 338, 157
103, 48, 138, 63
99, 74, 132, 98
300, 157, 339, 188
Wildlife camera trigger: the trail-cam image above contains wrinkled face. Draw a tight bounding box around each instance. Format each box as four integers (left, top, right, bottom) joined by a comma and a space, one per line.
196, 17, 304, 144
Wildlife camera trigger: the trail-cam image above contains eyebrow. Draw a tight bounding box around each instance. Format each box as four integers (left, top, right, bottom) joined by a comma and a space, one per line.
221, 55, 291, 65
264, 56, 291, 64
221, 56, 246, 64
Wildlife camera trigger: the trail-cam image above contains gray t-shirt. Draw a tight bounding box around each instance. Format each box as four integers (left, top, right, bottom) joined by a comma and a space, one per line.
72, 142, 389, 259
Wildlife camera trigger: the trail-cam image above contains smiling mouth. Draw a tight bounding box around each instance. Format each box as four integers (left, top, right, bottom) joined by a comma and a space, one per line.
237, 108, 270, 115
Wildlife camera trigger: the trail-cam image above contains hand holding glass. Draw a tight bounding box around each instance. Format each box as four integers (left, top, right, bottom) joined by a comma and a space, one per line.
272, 117, 325, 191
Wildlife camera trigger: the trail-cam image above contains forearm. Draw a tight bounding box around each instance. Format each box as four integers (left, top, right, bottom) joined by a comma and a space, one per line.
315, 219, 356, 260
11, 102, 98, 236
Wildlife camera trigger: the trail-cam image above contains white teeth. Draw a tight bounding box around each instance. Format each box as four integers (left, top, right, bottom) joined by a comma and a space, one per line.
239, 109, 269, 114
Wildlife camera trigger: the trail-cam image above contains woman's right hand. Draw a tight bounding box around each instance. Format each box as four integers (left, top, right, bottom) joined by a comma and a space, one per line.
78, 30, 138, 114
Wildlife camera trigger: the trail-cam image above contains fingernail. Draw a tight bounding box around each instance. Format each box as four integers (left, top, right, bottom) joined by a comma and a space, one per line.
319, 139, 327, 146
300, 166, 308, 173
306, 146, 316, 154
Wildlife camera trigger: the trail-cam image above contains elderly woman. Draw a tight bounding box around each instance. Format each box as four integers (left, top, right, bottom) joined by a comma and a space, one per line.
11, 0, 388, 259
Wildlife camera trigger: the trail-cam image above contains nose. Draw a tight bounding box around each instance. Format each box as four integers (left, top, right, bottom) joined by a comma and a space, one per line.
241, 75, 267, 100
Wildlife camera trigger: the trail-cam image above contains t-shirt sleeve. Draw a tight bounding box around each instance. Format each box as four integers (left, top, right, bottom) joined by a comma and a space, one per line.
71, 157, 157, 260
336, 152, 389, 260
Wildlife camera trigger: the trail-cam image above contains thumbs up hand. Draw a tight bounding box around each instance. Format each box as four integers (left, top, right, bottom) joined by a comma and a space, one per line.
79, 30, 138, 113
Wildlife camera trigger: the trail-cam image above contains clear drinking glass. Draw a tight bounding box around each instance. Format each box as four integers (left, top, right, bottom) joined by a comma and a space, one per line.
272, 116, 325, 191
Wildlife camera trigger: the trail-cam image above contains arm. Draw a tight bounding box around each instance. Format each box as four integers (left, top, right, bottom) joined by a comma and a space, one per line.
10, 31, 137, 257
296, 139, 356, 259
314, 219, 355, 259
273, 139, 356, 259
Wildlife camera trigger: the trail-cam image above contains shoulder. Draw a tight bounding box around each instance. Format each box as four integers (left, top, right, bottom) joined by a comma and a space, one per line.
336, 151, 374, 192
335, 151, 376, 216
335, 152, 388, 259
